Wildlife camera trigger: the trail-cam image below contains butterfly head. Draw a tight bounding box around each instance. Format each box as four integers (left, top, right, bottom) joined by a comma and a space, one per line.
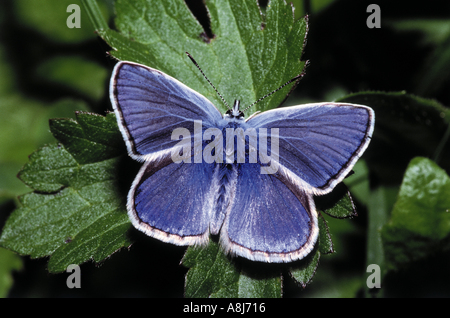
186, 52, 303, 122
225, 100, 245, 120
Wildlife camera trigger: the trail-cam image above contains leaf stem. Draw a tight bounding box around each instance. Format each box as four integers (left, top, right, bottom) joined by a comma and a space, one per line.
365, 187, 391, 297
81, 0, 109, 31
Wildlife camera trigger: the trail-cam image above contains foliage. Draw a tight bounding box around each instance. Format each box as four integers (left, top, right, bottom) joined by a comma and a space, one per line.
1, 0, 450, 297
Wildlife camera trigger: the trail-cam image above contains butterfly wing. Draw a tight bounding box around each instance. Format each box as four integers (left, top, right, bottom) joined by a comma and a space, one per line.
110, 61, 224, 245
221, 103, 373, 262
221, 163, 319, 263
110, 61, 223, 162
128, 153, 218, 245
246, 102, 374, 194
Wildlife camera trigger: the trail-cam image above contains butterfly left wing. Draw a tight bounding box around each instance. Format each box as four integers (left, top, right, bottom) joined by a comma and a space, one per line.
246, 102, 374, 195
220, 163, 319, 263
128, 154, 218, 246
110, 61, 225, 245
110, 61, 223, 162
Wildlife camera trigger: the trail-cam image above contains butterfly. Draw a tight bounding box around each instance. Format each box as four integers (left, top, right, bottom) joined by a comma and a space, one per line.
110, 53, 374, 263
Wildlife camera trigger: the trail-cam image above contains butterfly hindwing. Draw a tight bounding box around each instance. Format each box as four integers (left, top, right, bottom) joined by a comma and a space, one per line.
247, 103, 374, 194
221, 162, 319, 263
129, 153, 217, 245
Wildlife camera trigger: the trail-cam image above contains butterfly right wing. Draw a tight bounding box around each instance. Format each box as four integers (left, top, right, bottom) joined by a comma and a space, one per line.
246, 102, 374, 195
220, 103, 373, 262
110, 61, 223, 162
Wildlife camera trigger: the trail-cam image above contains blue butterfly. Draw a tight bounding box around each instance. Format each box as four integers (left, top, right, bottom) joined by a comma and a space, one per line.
110, 54, 374, 263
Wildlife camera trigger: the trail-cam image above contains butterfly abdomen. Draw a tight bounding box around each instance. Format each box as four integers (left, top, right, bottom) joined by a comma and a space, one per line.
210, 163, 236, 235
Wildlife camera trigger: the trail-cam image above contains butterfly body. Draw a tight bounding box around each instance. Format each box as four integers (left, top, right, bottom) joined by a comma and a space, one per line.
110, 61, 374, 263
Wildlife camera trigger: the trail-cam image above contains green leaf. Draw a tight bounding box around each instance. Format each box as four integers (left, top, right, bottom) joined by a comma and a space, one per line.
0, 96, 89, 202
316, 183, 357, 219
0, 112, 131, 273
93, 0, 307, 114
381, 157, 450, 272
289, 213, 333, 288
81, 0, 109, 31
182, 241, 281, 298
0, 248, 23, 297
49, 111, 124, 165
318, 213, 334, 255
288, 249, 320, 289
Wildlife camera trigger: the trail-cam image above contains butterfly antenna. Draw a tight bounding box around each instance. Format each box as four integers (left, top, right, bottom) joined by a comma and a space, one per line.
186, 52, 231, 110
241, 72, 305, 113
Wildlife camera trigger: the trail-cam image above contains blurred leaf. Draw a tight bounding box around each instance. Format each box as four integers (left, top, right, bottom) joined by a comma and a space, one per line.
91, 0, 308, 114
387, 18, 450, 97
381, 157, 450, 272
302, 274, 363, 298
81, 0, 110, 31
386, 19, 450, 46
338, 91, 450, 186
0, 112, 131, 273
415, 35, 450, 96
343, 160, 370, 206
36, 56, 108, 101
289, 0, 338, 19
364, 185, 398, 297
0, 247, 23, 297
310, 0, 338, 14
0, 46, 16, 95
13, 0, 104, 43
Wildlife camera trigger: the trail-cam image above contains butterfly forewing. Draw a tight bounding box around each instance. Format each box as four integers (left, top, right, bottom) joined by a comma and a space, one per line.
110, 62, 223, 161
246, 103, 374, 195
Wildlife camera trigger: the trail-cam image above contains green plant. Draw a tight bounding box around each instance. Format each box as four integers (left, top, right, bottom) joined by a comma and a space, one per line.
1, 0, 450, 298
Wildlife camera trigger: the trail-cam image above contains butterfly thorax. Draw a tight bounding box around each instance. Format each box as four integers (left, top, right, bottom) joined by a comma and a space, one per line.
224, 100, 245, 120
